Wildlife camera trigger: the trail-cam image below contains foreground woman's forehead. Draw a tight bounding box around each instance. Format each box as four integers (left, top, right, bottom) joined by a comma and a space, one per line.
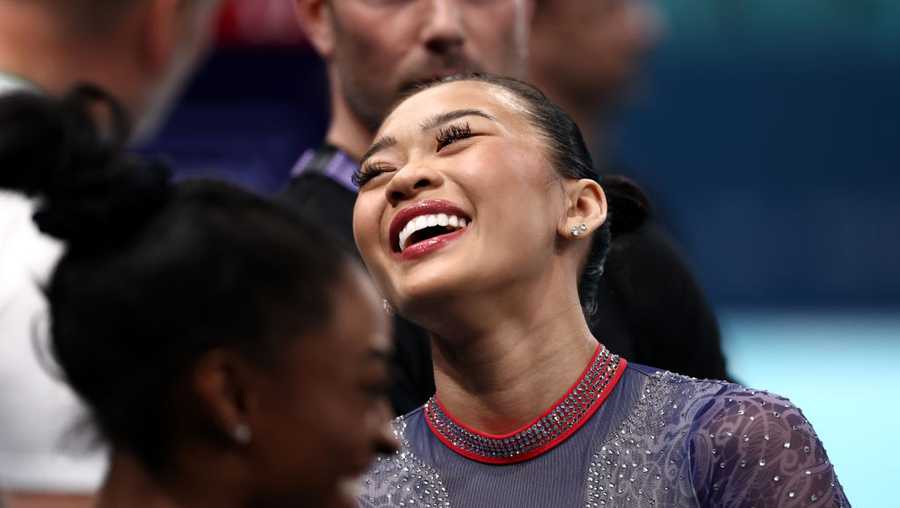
363, 108, 498, 165
380, 82, 528, 141
399, 82, 521, 117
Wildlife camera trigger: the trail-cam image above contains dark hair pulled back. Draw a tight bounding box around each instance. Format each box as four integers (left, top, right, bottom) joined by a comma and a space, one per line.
409, 74, 650, 317
0, 86, 351, 473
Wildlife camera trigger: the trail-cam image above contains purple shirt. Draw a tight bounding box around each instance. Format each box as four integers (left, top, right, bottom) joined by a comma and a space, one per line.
290, 147, 359, 193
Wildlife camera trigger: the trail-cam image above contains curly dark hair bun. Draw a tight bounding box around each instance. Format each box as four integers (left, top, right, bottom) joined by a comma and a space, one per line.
0, 84, 171, 246
0, 90, 68, 194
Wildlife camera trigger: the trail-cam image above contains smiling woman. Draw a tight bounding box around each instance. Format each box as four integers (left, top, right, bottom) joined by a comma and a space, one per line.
352, 74, 849, 507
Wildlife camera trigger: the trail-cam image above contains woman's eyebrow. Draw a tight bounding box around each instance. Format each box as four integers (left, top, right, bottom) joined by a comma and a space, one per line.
420, 109, 496, 131
361, 135, 398, 166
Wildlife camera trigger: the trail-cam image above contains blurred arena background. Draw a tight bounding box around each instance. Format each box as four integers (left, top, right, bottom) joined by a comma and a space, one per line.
140, 1, 900, 505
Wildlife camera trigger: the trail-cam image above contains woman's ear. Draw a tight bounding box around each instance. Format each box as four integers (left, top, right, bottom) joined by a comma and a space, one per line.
294, 0, 336, 58
557, 178, 607, 239
191, 349, 258, 447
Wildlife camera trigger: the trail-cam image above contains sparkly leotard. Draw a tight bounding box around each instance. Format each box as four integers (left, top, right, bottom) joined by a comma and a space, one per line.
360, 346, 848, 507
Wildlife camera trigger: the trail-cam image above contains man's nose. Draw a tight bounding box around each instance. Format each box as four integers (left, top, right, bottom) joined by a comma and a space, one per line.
421, 0, 465, 54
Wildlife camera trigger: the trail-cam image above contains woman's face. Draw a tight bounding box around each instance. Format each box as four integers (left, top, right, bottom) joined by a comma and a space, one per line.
248, 264, 397, 508
353, 80, 569, 318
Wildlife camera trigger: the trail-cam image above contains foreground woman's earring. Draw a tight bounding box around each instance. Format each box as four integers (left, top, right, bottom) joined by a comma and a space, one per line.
571, 223, 588, 237
233, 423, 252, 445
383, 299, 395, 316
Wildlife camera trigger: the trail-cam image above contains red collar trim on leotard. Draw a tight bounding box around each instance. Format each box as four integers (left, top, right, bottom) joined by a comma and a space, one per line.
424, 345, 627, 465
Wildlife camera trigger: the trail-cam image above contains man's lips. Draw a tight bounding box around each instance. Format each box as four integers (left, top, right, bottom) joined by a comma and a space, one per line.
389, 199, 471, 253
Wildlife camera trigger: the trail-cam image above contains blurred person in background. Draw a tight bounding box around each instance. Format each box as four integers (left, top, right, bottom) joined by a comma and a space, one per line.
529, 0, 729, 379
530, 0, 663, 167
0, 87, 398, 508
0, 1, 222, 506
285, 0, 728, 419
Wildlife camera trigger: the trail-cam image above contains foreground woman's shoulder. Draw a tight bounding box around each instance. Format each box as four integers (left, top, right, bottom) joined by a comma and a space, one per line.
622, 364, 850, 506
359, 408, 451, 508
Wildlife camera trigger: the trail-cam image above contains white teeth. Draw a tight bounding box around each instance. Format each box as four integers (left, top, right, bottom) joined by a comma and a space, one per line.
398, 213, 470, 251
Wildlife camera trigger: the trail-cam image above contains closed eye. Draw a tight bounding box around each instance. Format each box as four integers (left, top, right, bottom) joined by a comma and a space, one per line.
353, 162, 395, 188
435, 122, 473, 151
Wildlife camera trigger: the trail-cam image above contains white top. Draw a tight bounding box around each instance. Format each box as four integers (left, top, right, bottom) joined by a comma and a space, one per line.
0, 73, 107, 492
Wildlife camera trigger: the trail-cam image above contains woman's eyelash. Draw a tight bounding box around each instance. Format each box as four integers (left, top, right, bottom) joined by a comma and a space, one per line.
353, 162, 393, 187
354, 123, 473, 186
436, 122, 472, 151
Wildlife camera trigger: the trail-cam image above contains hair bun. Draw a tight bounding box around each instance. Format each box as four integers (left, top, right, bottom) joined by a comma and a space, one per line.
0, 91, 69, 195
0, 84, 171, 245
600, 174, 651, 236
32, 157, 172, 245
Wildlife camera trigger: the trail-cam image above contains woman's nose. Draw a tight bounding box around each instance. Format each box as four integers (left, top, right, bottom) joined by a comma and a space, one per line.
385, 163, 444, 206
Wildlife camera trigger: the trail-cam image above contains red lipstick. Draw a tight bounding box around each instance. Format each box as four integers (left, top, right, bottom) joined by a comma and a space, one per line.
389, 199, 471, 260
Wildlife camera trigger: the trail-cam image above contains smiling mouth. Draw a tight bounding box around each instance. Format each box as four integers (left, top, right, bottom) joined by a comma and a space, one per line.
396, 213, 470, 252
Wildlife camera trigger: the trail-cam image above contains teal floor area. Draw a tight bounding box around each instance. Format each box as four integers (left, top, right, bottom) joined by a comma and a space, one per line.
720, 310, 900, 508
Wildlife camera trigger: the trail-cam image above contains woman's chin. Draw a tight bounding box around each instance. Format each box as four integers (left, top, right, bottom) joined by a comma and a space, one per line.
394, 286, 476, 333
322, 477, 362, 508
391, 269, 465, 307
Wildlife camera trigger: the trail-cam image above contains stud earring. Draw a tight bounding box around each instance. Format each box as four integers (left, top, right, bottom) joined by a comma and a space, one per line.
571, 223, 588, 237
233, 423, 252, 445
383, 299, 395, 316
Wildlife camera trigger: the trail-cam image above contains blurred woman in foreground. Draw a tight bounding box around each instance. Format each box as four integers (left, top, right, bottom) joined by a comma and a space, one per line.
352, 74, 848, 507
0, 86, 397, 508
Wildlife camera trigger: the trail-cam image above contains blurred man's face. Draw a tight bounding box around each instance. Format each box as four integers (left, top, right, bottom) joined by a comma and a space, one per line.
324, 0, 532, 133
532, 0, 662, 101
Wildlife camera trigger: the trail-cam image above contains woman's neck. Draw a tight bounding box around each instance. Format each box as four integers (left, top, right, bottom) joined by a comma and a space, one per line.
95, 453, 176, 508
429, 286, 599, 435
95, 451, 246, 508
